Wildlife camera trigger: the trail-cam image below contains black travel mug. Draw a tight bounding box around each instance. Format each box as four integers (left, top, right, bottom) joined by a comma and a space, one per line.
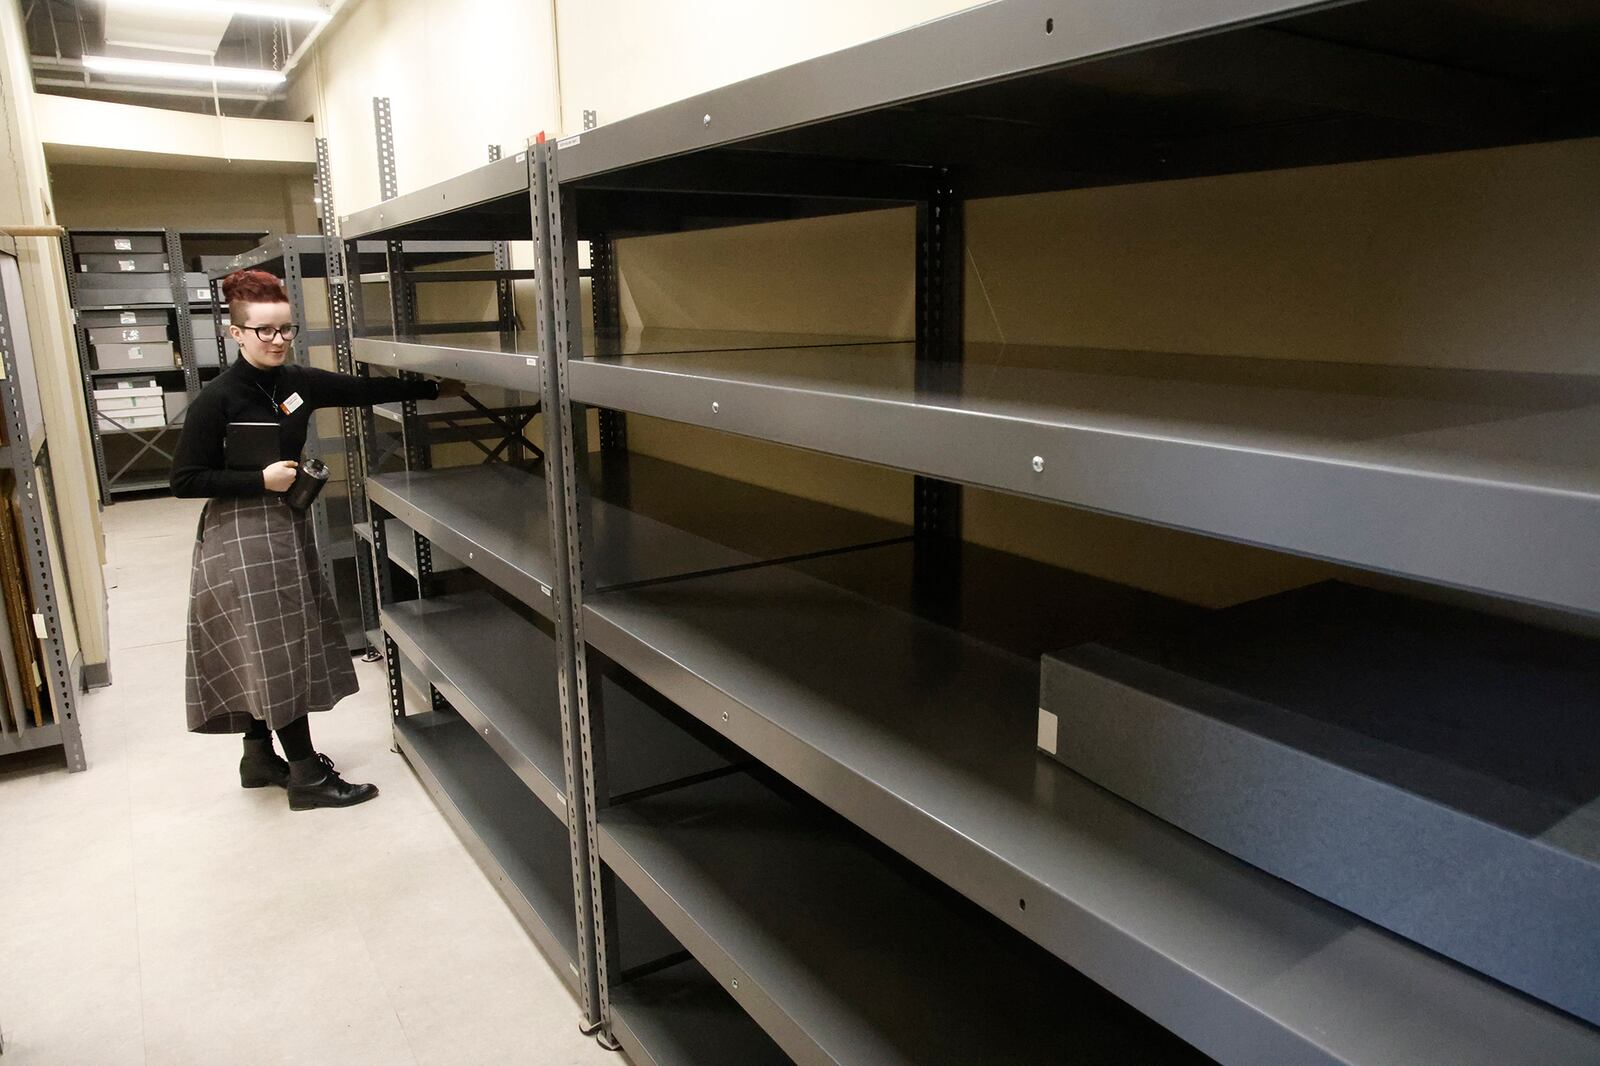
284, 457, 330, 512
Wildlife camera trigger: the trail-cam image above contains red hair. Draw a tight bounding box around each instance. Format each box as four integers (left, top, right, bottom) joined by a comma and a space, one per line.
221, 269, 289, 325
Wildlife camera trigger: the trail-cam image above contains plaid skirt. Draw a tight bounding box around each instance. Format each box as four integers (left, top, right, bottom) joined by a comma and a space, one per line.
185, 496, 358, 734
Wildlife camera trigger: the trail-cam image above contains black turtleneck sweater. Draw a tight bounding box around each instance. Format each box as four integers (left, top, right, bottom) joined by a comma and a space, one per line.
171, 357, 438, 498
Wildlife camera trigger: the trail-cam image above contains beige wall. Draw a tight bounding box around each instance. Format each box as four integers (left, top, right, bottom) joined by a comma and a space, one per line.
554, 0, 982, 135
287, 0, 560, 215
49, 163, 314, 233
0, 3, 109, 675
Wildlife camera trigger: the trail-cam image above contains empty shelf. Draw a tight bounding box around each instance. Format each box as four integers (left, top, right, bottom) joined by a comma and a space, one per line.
353, 334, 543, 391
383, 594, 568, 817
609, 958, 791, 1066
582, 540, 1600, 1065
394, 710, 580, 990
367, 455, 906, 620
559, 1, 1600, 197
367, 465, 558, 613
601, 770, 1208, 1065
569, 341, 1600, 616
341, 151, 533, 241
383, 591, 730, 819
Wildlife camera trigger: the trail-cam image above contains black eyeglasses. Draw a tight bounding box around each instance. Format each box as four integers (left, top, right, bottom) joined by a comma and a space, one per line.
239, 324, 298, 342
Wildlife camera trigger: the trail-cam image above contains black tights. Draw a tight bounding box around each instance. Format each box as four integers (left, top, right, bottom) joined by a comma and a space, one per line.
243, 716, 314, 761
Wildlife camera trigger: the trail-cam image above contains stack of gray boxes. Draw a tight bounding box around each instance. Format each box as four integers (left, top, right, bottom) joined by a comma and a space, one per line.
73, 235, 177, 372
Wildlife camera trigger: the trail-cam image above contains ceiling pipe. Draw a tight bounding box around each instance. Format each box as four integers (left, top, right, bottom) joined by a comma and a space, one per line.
280, 0, 346, 75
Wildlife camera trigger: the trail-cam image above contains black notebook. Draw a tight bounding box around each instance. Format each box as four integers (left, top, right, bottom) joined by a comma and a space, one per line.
225, 422, 281, 471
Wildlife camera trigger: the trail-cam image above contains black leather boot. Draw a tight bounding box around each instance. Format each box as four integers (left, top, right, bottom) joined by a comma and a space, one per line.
240, 736, 290, 789
287, 753, 379, 811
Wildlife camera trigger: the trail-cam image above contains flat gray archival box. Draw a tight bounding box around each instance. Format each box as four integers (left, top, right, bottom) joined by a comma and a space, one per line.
1039, 581, 1600, 1027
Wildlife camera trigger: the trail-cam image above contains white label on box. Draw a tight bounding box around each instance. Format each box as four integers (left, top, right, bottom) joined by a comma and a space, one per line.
195, 289, 209, 300
114, 238, 133, 251
120, 311, 137, 324
1036, 709, 1059, 755
121, 329, 142, 341
119, 259, 136, 271
128, 347, 144, 360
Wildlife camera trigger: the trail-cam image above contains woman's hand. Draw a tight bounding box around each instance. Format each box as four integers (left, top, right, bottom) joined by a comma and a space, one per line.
262, 460, 299, 493
436, 379, 466, 398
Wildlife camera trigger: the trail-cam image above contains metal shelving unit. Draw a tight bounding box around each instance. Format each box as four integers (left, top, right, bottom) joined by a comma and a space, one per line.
0, 252, 85, 772
64, 227, 262, 503
338, 3, 1600, 1062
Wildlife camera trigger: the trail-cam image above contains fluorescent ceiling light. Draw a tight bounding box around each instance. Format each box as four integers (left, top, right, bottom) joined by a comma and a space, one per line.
83, 55, 288, 85
101, 0, 332, 23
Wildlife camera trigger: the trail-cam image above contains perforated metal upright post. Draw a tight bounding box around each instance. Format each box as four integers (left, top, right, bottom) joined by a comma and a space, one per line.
590, 234, 627, 452
372, 98, 434, 599
61, 233, 111, 504
165, 231, 202, 398
488, 145, 526, 464
534, 143, 609, 1041
0, 266, 86, 772
913, 172, 964, 539
319, 137, 382, 655
209, 276, 229, 366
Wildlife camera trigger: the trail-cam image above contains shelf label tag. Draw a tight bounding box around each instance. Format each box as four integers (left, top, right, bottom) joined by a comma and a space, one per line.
31, 613, 47, 640
557, 134, 581, 150
114, 238, 132, 251
1037, 709, 1059, 755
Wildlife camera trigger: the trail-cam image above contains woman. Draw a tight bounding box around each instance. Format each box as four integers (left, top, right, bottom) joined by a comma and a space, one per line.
172, 269, 461, 810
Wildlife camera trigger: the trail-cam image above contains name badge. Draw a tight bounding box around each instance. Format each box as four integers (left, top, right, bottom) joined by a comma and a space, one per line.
279, 392, 305, 415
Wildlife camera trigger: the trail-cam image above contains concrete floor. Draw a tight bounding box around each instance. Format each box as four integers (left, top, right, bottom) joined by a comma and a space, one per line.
0, 495, 615, 1066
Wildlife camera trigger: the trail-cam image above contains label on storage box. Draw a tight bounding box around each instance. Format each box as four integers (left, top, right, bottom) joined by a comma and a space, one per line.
119, 260, 136, 272
114, 238, 133, 251
195, 289, 209, 300
119, 312, 137, 325
121, 329, 144, 341
128, 347, 144, 360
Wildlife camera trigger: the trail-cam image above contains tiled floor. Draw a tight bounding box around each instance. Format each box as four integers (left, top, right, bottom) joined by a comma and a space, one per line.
0, 495, 613, 1066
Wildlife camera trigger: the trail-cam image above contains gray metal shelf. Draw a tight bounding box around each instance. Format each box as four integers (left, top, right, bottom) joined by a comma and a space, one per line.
581, 539, 1600, 1065
67, 227, 260, 503
393, 709, 582, 991
0, 250, 86, 771
341, 149, 534, 241
383, 590, 734, 828
367, 464, 557, 613
568, 340, 1600, 618
106, 475, 172, 495
352, 328, 894, 391
383, 593, 568, 817
366, 454, 907, 623
354, 334, 542, 391
557, 1, 1600, 207
608, 959, 791, 1066
601, 769, 1209, 1065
